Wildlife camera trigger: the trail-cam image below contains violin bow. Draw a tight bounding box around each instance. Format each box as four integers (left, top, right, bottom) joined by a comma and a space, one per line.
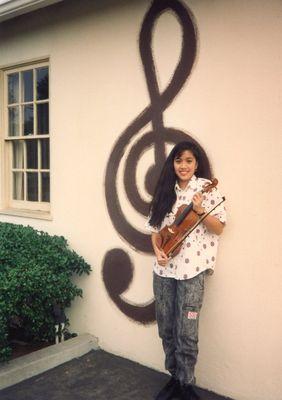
167, 196, 226, 258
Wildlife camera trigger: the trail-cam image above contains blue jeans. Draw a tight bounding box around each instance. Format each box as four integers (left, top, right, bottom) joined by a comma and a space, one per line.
153, 272, 205, 385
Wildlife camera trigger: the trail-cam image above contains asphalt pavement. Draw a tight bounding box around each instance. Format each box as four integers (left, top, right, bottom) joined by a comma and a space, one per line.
0, 350, 234, 400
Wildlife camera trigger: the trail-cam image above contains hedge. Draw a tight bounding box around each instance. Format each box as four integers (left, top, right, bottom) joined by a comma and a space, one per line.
0, 222, 91, 362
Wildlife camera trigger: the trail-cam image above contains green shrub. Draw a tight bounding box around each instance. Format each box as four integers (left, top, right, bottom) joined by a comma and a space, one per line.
0, 222, 91, 362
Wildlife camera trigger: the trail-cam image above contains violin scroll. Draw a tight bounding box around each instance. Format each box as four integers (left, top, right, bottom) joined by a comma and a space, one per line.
202, 178, 218, 193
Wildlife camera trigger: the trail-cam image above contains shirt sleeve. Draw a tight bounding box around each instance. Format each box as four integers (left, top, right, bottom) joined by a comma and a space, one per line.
203, 188, 227, 224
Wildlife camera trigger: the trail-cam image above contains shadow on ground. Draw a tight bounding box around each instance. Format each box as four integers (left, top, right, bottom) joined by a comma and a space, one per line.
0, 350, 233, 400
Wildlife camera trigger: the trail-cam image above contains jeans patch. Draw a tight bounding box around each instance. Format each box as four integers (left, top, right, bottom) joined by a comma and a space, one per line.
187, 311, 198, 320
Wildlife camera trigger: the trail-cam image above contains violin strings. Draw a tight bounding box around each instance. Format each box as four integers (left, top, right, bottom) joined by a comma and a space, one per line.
167, 197, 225, 257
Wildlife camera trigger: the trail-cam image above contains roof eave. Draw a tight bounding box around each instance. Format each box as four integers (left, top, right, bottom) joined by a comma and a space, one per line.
0, 0, 63, 23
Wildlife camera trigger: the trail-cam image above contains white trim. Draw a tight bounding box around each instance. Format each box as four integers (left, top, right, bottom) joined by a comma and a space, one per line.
1, 60, 51, 214
0, 0, 63, 22
0, 208, 52, 220
0, 334, 98, 390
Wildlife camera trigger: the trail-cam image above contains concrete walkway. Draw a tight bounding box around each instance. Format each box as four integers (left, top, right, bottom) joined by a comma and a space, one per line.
0, 333, 99, 390
0, 335, 234, 400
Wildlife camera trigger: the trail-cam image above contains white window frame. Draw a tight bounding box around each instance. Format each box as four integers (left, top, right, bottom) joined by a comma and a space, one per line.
0, 59, 51, 218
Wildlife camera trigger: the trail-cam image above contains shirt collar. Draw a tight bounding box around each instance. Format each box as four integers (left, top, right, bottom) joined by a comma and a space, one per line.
175, 175, 197, 192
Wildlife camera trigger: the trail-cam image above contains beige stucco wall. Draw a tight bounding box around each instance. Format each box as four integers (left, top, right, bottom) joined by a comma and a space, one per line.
0, 1, 281, 399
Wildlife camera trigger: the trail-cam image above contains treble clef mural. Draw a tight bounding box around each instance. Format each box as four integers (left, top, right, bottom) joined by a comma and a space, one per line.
103, 0, 205, 323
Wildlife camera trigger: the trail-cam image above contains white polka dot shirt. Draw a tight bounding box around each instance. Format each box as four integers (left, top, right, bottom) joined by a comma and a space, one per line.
146, 175, 227, 280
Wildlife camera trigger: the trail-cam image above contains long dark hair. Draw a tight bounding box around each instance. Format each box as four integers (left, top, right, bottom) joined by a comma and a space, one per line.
149, 140, 212, 228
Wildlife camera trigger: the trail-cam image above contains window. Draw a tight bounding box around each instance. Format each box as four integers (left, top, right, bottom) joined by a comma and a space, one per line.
2, 61, 50, 215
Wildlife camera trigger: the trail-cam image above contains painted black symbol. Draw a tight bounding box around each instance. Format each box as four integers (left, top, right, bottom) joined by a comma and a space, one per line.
103, 0, 198, 324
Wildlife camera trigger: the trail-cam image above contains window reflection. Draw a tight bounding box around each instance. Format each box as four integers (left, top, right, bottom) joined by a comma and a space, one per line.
23, 105, 34, 135
22, 70, 33, 102
13, 172, 24, 200
37, 67, 49, 100
8, 107, 19, 136
41, 139, 49, 169
26, 140, 38, 169
41, 172, 50, 202
12, 141, 24, 169
27, 172, 38, 201
37, 103, 49, 135
8, 73, 19, 104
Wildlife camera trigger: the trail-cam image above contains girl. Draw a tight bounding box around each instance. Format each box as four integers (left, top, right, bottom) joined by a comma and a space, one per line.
146, 140, 226, 400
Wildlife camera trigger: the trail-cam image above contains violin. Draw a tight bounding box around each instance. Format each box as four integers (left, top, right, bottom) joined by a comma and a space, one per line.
156, 179, 225, 258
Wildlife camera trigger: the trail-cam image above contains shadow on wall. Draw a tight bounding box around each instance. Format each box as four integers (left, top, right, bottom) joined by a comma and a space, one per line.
0, 0, 144, 38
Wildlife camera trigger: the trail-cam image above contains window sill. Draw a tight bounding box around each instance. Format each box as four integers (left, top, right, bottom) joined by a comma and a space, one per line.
0, 208, 52, 221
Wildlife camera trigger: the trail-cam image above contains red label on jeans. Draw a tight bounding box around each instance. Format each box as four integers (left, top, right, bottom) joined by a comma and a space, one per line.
187, 311, 198, 320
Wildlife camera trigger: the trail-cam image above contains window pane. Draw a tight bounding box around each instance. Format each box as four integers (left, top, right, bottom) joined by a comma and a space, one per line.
23, 104, 34, 135
36, 67, 49, 100
22, 70, 33, 102
27, 172, 38, 201
37, 103, 49, 135
13, 172, 24, 200
12, 141, 24, 169
41, 172, 50, 202
26, 140, 38, 169
41, 139, 49, 169
8, 107, 19, 136
8, 73, 19, 104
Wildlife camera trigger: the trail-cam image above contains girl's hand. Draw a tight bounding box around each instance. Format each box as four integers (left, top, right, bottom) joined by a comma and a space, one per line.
192, 192, 205, 215
155, 247, 169, 267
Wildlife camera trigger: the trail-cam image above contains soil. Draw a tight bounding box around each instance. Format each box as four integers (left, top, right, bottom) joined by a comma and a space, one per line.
9, 340, 52, 360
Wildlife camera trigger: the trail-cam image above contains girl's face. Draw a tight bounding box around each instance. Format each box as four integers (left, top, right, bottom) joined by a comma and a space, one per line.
174, 150, 198, 188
